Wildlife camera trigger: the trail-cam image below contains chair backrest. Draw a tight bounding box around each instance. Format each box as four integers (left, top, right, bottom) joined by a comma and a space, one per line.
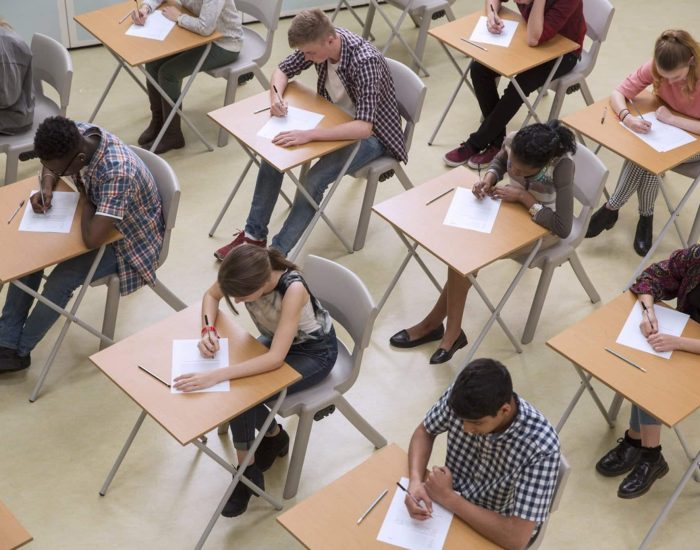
31, 33, 73, 115
302, 255, 377, 392
385, 57, 427, 152
130, 147, 181, 266
527, 453, 570, 550
577, 0, 614, 74
567, 143, 609, 248
237, 0, 282, 65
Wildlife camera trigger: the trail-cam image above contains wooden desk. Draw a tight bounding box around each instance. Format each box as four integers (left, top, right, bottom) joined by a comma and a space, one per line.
373, 166, 549, 363
562, 92, 700, 287
278, 444, 501, 550
0, 500, 32, 550
547, 291, 700, 548
428, 8, 579, 144
0, 177, 122, 402
90, 305, 300, 550
75, 1, 221, 151
207, 81, 359, 258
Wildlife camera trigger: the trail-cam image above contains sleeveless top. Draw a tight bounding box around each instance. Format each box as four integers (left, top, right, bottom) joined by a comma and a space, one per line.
244, 270, 333, 345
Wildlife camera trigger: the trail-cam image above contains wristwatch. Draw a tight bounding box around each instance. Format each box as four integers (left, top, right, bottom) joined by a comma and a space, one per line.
528, 203, 543, 218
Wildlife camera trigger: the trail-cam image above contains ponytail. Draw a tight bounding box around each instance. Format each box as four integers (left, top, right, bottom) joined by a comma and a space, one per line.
652, 29, 699, 97
511, 120, 575, 168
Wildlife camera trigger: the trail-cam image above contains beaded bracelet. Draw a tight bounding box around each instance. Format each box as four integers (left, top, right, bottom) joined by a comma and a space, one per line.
620, 112, 631, 123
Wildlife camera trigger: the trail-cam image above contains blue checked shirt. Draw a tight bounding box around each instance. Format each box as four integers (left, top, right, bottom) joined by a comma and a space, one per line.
75, 122, 164, 295
424, 390, 560, 525
278, 27, 407, 163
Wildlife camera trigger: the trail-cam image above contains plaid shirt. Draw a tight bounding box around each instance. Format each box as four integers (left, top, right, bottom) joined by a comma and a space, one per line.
75, 122, 164, 295
278, 28, 407, 162
424, 390, 560, 525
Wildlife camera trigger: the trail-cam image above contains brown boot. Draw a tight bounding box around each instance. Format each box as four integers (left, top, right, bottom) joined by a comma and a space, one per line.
152, 98, 185, 154
138, 81, 164, 147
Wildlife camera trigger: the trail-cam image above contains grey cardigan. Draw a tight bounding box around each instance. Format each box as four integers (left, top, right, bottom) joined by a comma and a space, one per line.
0, 27, 34, 135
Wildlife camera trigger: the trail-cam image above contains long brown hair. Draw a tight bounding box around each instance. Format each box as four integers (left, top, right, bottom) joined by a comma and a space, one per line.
652, 29, 700, 97
218, 245, 298, 314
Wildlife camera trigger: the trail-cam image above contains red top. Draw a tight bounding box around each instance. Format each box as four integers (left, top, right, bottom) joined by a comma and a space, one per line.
504, 0, 586, 54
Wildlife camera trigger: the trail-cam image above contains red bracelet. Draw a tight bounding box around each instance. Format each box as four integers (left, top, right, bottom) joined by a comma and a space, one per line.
201, 326, 218, 337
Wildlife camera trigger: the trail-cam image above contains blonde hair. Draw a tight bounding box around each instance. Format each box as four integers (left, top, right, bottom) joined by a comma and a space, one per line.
652, 29, 700, 97
0, 19, 12, 29
288, 9, 336, 48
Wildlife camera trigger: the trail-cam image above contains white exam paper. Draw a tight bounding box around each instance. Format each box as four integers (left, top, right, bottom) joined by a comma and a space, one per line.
469, 16, 519, 48
616, 302, 690, 359
256, 106, 324, 140
125, 10, 176, 41
443, 187, 501, 233
18, 191, 79, 234
376, 477, 453, 550
171, 339, 230, 393
619, 112, 696, 152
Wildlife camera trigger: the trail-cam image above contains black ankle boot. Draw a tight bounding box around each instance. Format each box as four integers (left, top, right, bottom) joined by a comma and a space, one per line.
221, 463, 264, 517
255, 425, 290, 472
586, 204, 619, 238
633, 215, 653, 257
138, 81, 164, 147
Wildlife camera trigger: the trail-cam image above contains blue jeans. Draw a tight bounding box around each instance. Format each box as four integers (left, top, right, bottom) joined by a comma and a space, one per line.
229, 327, 338, 450
245, 136, 386, 255
629, 404, 661, 431
0, 246, 118, 357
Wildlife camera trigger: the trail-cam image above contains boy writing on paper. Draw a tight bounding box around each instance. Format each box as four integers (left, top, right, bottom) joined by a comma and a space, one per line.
404, 359, 560, 550
214, 8, 406, 260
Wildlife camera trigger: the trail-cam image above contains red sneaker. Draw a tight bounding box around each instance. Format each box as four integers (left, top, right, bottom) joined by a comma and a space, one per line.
214, 230, 267, 261
467, 144, 500, 170
443, 142, 477, 167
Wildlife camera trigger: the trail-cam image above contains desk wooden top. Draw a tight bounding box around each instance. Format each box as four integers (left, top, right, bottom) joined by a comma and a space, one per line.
277, 444, 502, 550
547, 292, 700, 427
429, 8, 579, 78
0, 177, 122, 284
0, 500, 32, 550
562, 92, 700, 175
89, 305, 301, 445
74, 1, 221, 66
207, 81, 356, 173
372, 167, 549, 276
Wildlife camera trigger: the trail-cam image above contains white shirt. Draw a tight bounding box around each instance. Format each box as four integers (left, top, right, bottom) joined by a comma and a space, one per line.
325, 59, 355, 117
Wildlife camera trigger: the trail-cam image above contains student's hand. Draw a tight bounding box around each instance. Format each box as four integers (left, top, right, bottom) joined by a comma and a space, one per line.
424, 466, 454, 503
30, 188, 53, 214
405, 481, 433, 520
647, 332, 681, 352
161, 5, 182, 22
198, 332, 220, 358
271, 98, 288, 117
272, 130, 312, 147
487, 11, 504, 34
655, 105, 676, 126
491, 185, 522, 203
624, 116, 652, 134
173, 370, 222, 392
131, 6, 149, 25
472, 175, 496, 199
639, 306, 658, 337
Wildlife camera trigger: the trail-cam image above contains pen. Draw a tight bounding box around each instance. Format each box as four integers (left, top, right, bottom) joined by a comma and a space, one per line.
396, 482, 431, 516
490, 3, 496, 14
604, 348, 647, 373
426, 187, 454, 206
272, 84, 284, 106
38, 175, 46, 211
7, 200, 24, 224
600, 106, 607, 125
629, 98, 646, 121
118, 9, 135, 24
356, 489, 388, 525
460, 38, 488, 52
254, 106, 271, 114
138, 364, 171, 387
204, 314, 217, 357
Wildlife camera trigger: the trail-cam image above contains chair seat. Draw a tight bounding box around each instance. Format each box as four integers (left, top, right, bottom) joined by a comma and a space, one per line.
0, 95, 60, 155
672, 160, 700, 179
351, 155, 398, 179
548, 50, 592, 91
386, 0, 450, 13
205, 29, 266, 78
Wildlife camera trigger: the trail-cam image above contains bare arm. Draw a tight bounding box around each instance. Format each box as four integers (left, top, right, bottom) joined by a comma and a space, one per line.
404, 424, 436, 519
269, 68, 289, 116
655, 105, 700, 135
611, 90, 651, 133
80, 207, 117, 250
485, 0, 504, 33
526, 0, 546, 46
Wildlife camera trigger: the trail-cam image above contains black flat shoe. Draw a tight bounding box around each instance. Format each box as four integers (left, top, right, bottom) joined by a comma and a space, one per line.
429, 330, 468, 364
633, 215, 653, 257
586, 204, 619, 238
596, 437, 642, 477
0, 347, 30, 373
221, 464, 264, 518
617, 453, 668, 499
389, 325, 444, 349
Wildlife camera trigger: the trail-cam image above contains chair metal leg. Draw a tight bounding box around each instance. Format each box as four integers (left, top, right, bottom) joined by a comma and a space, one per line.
217, 422, 228, 436
546, 86, 566, 122
362, 2, 376, 40
353, 170, 380, 251
521, 262, 555, 345
99, 275, 121, 351
568, 251, 601, 303
689, 204, 700, 244
217, 76, 240, 148
282, 409, 315, 499
579, 79, 594, 105
335, 396, 387, 449
150, 279, 187, 311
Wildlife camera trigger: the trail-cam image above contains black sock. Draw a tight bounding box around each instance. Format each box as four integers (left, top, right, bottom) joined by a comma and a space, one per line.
624, 431, 642, 447
640, 445, 662, 461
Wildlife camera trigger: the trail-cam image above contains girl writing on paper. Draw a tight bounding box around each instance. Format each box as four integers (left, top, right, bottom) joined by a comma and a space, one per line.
596, 245, 700, 499
173, 244, 337, 517
586, 30, 700, 257
389, 121, 576, 364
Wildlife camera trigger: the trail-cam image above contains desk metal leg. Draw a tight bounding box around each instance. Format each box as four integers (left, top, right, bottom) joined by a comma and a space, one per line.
90, 48, 148, 122
657, 175, 688, 246
518, 55, 563, 127
208, 156, 255, 237
100, 410, 148, 496
556, 365, 616, 433
673, 426, 700, 483
608, 392, 624, 422
331, 0, 375, 41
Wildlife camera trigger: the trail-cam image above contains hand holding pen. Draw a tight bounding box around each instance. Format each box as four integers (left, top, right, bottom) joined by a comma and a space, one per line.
30, 172, 54, 214
398, 481, 433, 520
198, 314, 220, 358
486, 3, 503, 34
639, 300, 658, 337
270, 84, 288, 117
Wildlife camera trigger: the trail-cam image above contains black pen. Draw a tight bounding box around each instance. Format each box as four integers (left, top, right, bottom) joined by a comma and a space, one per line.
138, 365, 171, 387
396, 482, 431, 517
204, 314, 217, 357
600, 106, 607, 125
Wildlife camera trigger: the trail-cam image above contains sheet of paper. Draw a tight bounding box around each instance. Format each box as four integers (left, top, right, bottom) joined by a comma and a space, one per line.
443, 187, 501, 233
171, 339, 230, 393
377, 477, 453, 550
616, 302, 690, 359
619, 112, 696, 152
256, 106, 324, 140
468, 16, 519, 48
125, 10, 176, 41
18, 191, 79, 234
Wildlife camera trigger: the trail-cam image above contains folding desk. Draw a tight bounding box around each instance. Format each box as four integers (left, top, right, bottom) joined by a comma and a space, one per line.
277, 443, 501, 549
373, 166, 548, 364
0, 500, 32, 550
90, 305, 300, 550
428, 8, 579, 144
562, 92, 700, 288
207, 81, 360, 260
74, 1, 221, 152
548, 291, 700, 549
0, 177, 121, 402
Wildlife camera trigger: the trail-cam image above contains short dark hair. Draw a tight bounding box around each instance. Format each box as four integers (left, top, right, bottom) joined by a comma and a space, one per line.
448, 358, 513, 419
34, 116, 81, 161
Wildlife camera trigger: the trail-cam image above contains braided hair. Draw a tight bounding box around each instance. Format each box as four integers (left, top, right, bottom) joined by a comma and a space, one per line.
510, 120, 576, 168
33, 116, 81, 161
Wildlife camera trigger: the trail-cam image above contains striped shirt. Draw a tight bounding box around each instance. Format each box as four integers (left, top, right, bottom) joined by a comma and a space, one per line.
76, 122, 164, 295
278, 27, 407, 162
424, 390, 560, 525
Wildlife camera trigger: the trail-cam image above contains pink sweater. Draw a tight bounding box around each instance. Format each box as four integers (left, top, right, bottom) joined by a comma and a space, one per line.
616, 60, 700, 119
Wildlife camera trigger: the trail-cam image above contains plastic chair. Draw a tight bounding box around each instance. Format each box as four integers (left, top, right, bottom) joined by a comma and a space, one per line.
351, 58, 427, 251
0, 33, 73, 185
546, 0, 614, 121
276, 255, 386, 499
527, 454, 570, 550
516, 145, 609, 344
671, 161, 700, 245
92, 147, 186, 349
206, 0, 282, 147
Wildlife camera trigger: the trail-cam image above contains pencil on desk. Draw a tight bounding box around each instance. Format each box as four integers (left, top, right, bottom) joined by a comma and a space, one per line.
600, 106, 607, 125
460, 38, 488, 51
138, 365, 171, 388
426, 187, 455, 206
604, 348, 647, 373
254, 106, 271, 114
118, 9, 135, 24
356, 489, 388, 525
7, 200, 24, 224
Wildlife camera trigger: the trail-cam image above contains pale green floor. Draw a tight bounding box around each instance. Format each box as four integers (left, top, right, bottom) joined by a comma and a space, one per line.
2, 1, 700, 548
